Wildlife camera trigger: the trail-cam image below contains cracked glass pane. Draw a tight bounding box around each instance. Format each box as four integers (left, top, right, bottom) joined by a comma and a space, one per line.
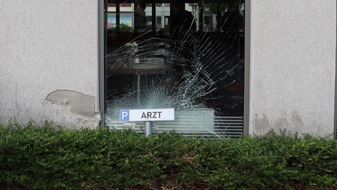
105, 0, 245, 137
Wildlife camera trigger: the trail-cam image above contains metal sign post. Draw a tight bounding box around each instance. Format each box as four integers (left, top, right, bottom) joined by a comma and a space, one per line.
145, 121, 153, 137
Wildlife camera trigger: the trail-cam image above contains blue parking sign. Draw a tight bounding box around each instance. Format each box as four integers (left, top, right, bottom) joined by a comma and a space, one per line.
120, 110, 130, 121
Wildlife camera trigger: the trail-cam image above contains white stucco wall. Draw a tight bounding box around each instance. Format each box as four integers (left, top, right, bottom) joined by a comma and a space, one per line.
248, 0, 336, 136
0, 0, 100, 128
0, 0, 335, 135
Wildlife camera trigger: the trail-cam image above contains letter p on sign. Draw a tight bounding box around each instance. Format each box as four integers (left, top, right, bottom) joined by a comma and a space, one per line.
120, 110, 130, 121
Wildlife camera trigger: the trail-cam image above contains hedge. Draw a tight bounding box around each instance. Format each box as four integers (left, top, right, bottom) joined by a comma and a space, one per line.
1, 121, 337, 189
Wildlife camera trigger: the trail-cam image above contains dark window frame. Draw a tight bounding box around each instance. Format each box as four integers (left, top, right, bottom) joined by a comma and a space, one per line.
99, 0, 250, 136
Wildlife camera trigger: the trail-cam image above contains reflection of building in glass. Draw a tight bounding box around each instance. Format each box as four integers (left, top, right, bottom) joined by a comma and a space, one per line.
107, 3, 134, 29
107, 15, 133, 28
145, 3, 171, 31
107, 3, 244, 33
107, 3, 196, 31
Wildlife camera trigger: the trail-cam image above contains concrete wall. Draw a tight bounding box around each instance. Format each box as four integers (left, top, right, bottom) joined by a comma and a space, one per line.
247, 0, 336, 136
0, 0, 100, 128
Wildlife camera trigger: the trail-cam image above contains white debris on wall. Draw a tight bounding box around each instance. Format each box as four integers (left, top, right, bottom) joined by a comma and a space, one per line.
45, 90, 101, 129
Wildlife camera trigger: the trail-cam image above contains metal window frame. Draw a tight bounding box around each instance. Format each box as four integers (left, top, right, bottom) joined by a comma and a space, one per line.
243, 0, 250, 136
99, 0, 106, 127
99, 0, 251, 136
334, 0, 337, 139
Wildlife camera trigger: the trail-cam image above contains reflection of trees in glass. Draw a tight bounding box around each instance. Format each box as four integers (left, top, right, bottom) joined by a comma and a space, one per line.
204, 3, 228, 14
106, 23, 132, 33
204, 0, 243, 14
120, 23, 133, 32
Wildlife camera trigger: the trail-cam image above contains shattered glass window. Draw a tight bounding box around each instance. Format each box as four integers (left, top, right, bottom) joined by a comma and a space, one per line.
105, 0, 245, 138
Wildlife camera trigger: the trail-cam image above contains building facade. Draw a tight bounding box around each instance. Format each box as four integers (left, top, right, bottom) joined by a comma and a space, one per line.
0, 0, 336, 137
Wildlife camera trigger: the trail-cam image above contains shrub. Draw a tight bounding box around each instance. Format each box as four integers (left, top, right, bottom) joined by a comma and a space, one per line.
0, 123, 336, 189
